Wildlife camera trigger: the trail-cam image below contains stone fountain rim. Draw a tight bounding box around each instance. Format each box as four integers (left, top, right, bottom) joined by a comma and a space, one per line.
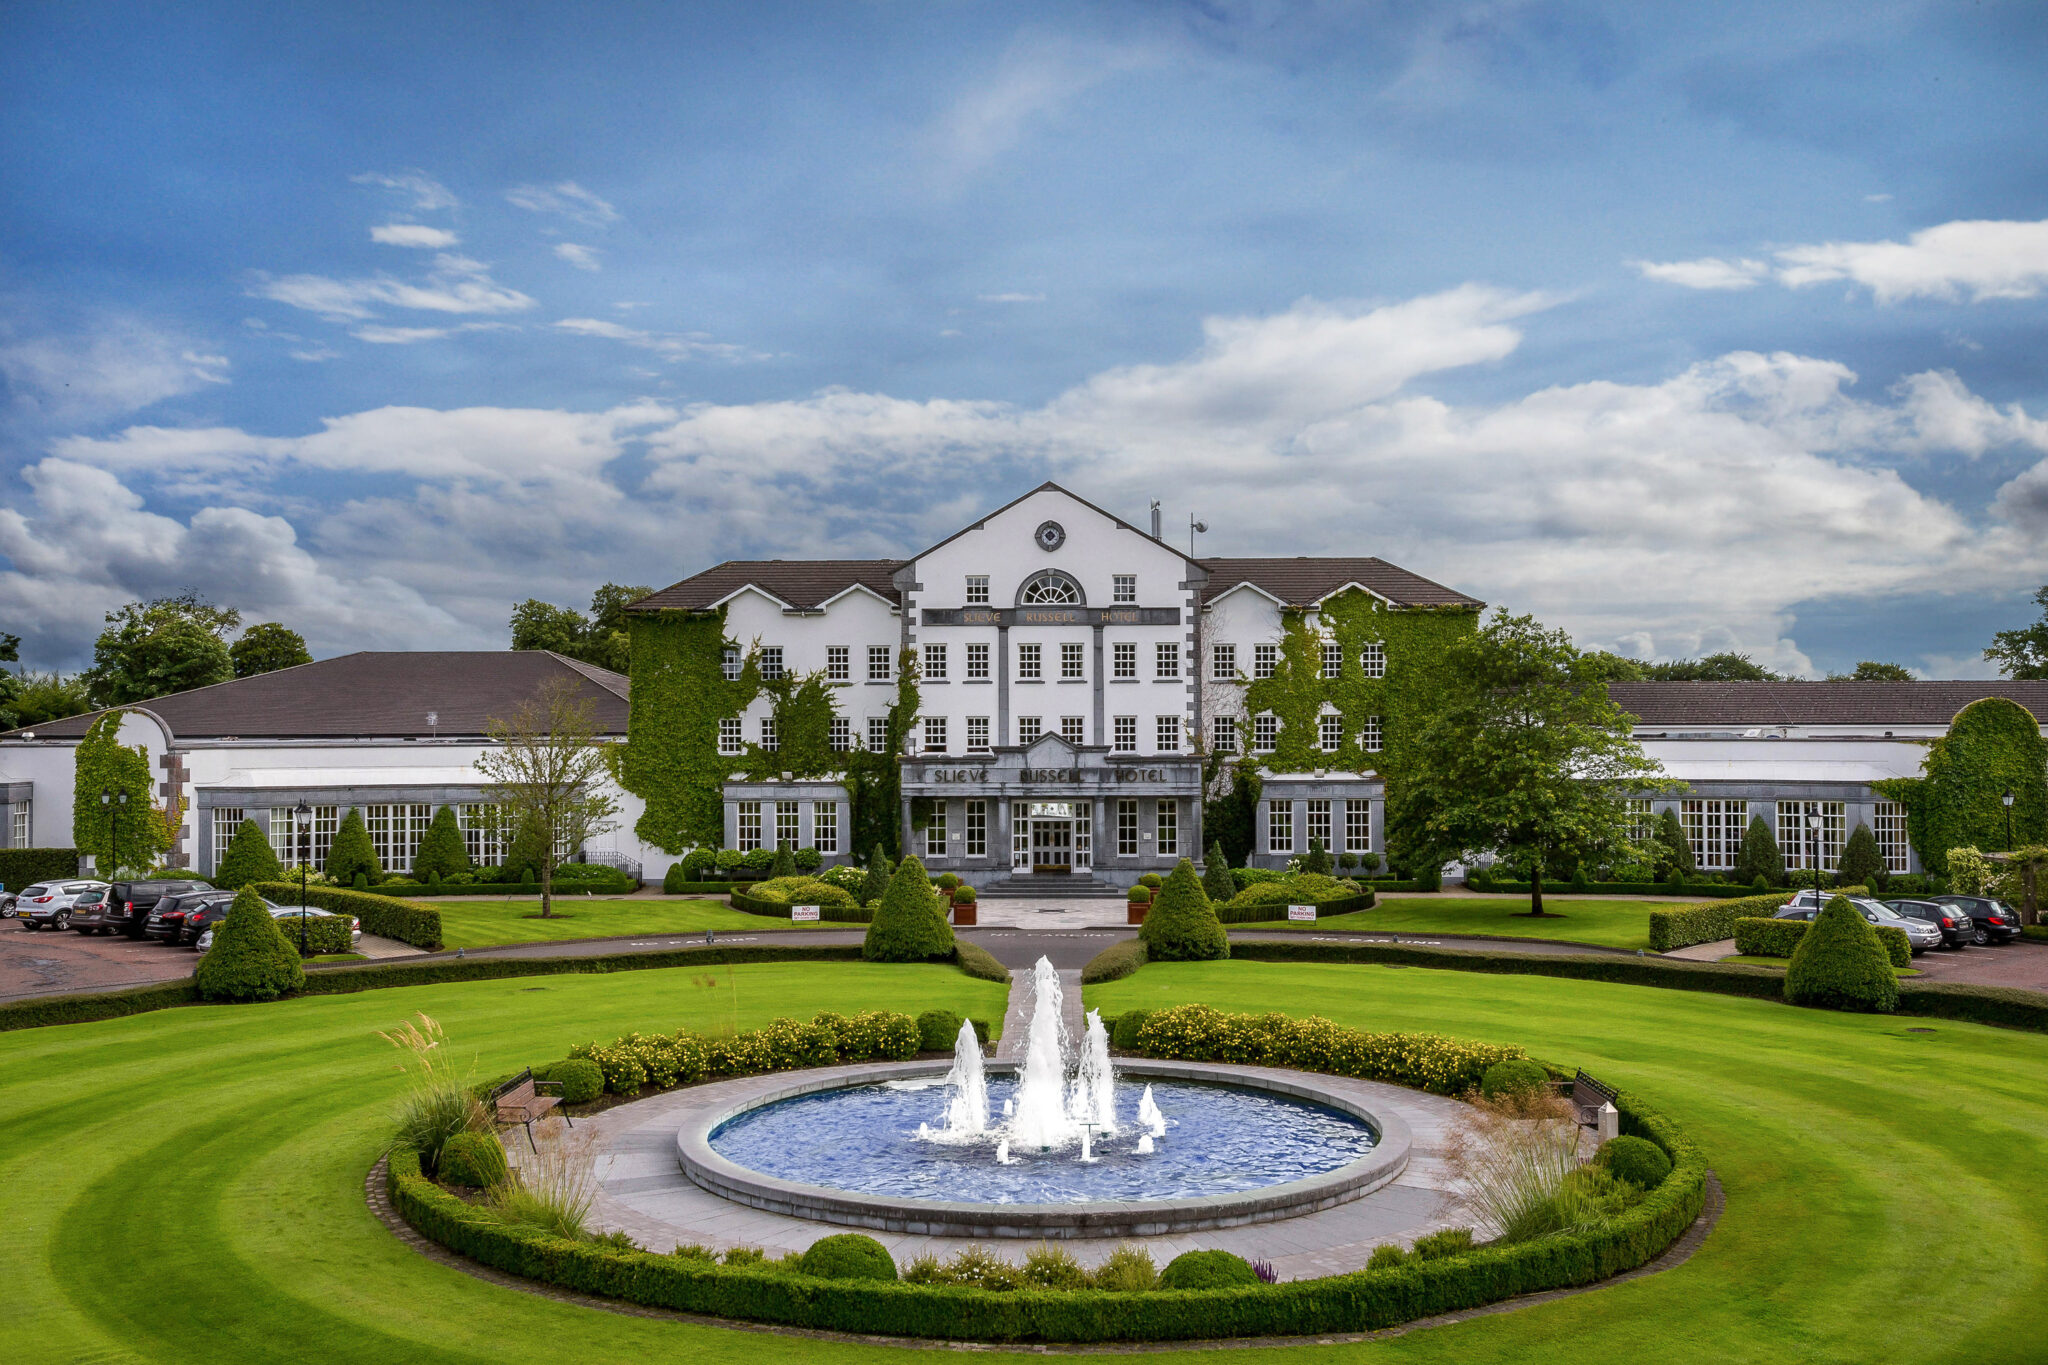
673, 1058, 1413, 1239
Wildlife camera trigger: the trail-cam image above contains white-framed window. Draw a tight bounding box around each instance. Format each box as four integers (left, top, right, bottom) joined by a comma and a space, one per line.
966, 574, 989, 605
923, 716, 948, 753
1061, 715, 1085, 743
1625, 798, 1655, 843
867, 716, 890, 753
1776, 800, 1846, 873
1306, 799, 1331, 853
275, 805, 340, 867
812, 802, 838, 854
1113, 641, 1137, 678
1155, 641, 1180, 678
1212, 714, 1239, 753
775, 800, 799, 850
1212, 643, 1237, 679
925, 802, 947, 858
966, 715, 990, 751
1344, 800, 1370, 853
1874, 800, 1911, 874
1074, 803, 1093, 867
923, 643, 948, 680
1361, 715, 1383, 753
1253, 643, 1277, 679
868, 645, 892, 681
457, 804, 503, 867
722, 645, 742, 682
1018, 716, 1043, 744
1118, 799, 1139, 856
1267, 800, 1294, 854
1360, 642, 1386, 678
737, 801, 762, 851
826, 646, 850, 682
1020, 572, 1081, 605
1253, 713, 1279, 753
10, 800, 29, 848
966, 643, 989, 679
1319, 714, 1343, 752
965, 799, 986, 857
1013, 812, 1031, 870
1018, 643, 1042, 679
1113, 574, 1136, 604
1321, 642, 1342, 679
1061, 642, 1085, 679
758, 646, 785, 681
1156, 800, 1178, 856
1683, 799, 1748, 871
829, 716, 852, 752
1113, 716, 1138, 752
366, 804, 433, 873
718, 717, 743, 755
1155, 715, 1181, 751
760, 716, 779, 751
211, 807, 244, 872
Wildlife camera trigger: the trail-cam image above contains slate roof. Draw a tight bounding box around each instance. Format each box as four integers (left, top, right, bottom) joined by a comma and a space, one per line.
628, 560, 904, 613
1609, 681, 2048, 729
0, 652, 629, 741
1197, 558, 1483, 609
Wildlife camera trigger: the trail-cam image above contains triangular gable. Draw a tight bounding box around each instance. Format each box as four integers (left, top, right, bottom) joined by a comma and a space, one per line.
908, 481, 1208, 571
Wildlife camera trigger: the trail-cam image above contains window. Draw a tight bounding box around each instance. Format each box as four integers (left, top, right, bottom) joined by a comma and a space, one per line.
1013, 811, 1031, 870
924, 643, 948, 680
1113, 641, 1137, 678
1875, 800, 1910, 874
1344, 800, 1370, 853
1074, 803, 1092, 867
1113, 574, 1136, 604
1268, 800, 1294, 854
1253, 643, 1277, 679
925, 802, 947, 858
1155, 642, 1180, 678
1018, 643, 1042, 679
211, 807, 244, 873
966, 643, 989, 679
965, 799, 986, 857
829, 716, 852, 752
1118, 799, 1139, 856
812, 802, 838, 854
868, 645, 892, 681
966, 715, 990, 751
760, 716, 779, 751
1212, 714, 1239, 753
1360, 642, 1386, 678
1155, 715, 1181, 751
1682, 799, 1748, 871
1321, 642, 1342, 679
10, 800, 29, 848
366, 804, 433, 874
274, 805, 340, 868
1021, 572, 1081, 605
718, 717, 743, 755
1212, 643, 1237, 679
457, 804, 503, 867
826, 646, 849, 682
867, 716, 890, 752
1113, 716, 1138, 752
1625, 799, 1655, 843
775, 800, 800, 850
736, 801, 762, 851
1061, 715, 1085, 744
966, 574, 989, 604
1306, 799, 1331, 854
758, 646, 785, 681
722, 646, 742, 682
1319, 714, 1343, 752
1061, 642, 1085, 679
923, 716, 948, 753
1156, 800, 1178, 856
1776, 800, 1846, 873
1253, 713, 1279, 753
1361, 715, 1383, 753
1018, 715, 1043, 744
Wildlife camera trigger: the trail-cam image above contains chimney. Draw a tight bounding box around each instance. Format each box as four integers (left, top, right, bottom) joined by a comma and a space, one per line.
1149, 500, 1162, 539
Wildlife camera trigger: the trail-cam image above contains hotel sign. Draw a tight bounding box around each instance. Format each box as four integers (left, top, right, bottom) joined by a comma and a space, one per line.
920, 766, 1175, 786
921, 607, 1180, 627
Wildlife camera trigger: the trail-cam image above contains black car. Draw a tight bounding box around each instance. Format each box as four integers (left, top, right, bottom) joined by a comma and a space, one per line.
145, 890, 235, 944
174, 894, 279, 946
70, 879, 211, 937
1931, 895, 2023, 946
1883, 898, 1976, 950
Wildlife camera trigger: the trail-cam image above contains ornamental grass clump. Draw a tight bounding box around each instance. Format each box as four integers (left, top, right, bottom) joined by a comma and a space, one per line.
1785, 895, 1900, 1013
861, 854, 955, 961
1090, 1244, 1157, 1292
378, 1011, 487, 1176
1440, 1090, 1588, 1243
483, 1117, 597, 1240
1137, 858, 1228, 961
195, 886, 306, 1001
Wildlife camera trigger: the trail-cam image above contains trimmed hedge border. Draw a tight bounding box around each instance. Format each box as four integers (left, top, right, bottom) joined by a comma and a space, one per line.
1734, 916, 1912, 968
1648, 890, 1796, 952
251, 882, 442, 950
1217, 890, 1375, 924
729, 888, 871, 923
952, 941, 1008, 984
1082, 939, 1148, 984
385, 1076, 1705, 1342
0, 848, 81, 887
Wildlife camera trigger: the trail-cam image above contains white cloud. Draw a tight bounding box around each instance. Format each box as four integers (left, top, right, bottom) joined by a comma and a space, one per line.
552, 317, 767, 361
1631, 257, 1768, 290
554, 242, 602, 271
933, 36, 1159, 174
371, 223, 461, 249
978, 292, 1046, 303
351, 170, 457, 211
248, 253, 535, 321
350, 322, 514, 345
1637, 218, 2048, 303
0, 319, 229, 419
505, 181, 618, 226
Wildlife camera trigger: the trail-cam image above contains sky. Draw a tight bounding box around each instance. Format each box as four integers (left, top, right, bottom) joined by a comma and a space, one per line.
3, 0, 2047, 678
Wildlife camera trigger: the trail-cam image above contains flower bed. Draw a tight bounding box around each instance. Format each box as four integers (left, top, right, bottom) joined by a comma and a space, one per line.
1216, 874, 1375, 923
730, 876, 871, 922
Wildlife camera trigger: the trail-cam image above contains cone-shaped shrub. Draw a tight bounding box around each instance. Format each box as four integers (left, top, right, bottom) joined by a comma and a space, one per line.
1301, 837, 1331, 875
1202, 841, 1237, 905
1837, 822, 1885, 889
195, 886, 306, 1001
861, 854, 956, 961
1785, 895, 1898, 1013
213, 817, 285, 890
859, 845, 892, 906
1735, 815, 1783, 888
1654, 808, 1695, 877
502, 813, 550, 881
411, 805, 472, 880
769, 844, 797, 880
324, 808, 381, 885
1138, 858, 1228, 961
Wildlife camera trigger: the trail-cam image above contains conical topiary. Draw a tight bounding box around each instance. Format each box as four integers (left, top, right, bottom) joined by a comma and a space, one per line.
411, 805, 472, 881
1735, 815, 1783, 888
214, 817, 285, 890
1785, 895, 1898, 1013
1654, 808, 1695, 878
195, 886, 307, 1001
325, 808, 381, 885
861, 854, 955, 961
1301, 837, 1331, 876
1202, 841, 1237, 905
1138, 858, 1228, 961
859, 844, 892, 906
769, 843, 798, 880
1837, 823, 1884, 889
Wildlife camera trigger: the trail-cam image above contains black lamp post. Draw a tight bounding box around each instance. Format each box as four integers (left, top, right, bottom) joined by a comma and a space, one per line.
99, 788, 128, 875
2005, 788, 2017, 852
1806, 808, 1824, 893
295, 801, 312, 955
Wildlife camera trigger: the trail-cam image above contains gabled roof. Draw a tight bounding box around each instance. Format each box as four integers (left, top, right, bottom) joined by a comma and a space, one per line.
1609, 681, 2048, 729
628, 560, 903, 614
907, 481, 1208, 570
1197, 558, 1483, 610
0, 652, 629, 742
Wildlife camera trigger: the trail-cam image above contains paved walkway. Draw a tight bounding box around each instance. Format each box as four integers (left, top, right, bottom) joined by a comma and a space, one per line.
992, 965, 1085, 1061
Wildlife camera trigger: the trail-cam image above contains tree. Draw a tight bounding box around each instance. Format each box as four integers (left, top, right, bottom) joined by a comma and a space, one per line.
1826, 660, 1915, 682
84, 595, 239, 706
325, 808, 381, 885
476, 676, 621, 918
71, 711, 176, 873
861, 854, 954, 961
1138, 858, 1228, 961
1785, 895, 1898, 1014
1654, 808, 1696, 879
1574, 650, 1649, 683
1878, 697, 2048, 874
1400, 612, 1671, 916
195, 886, 305, 1001
7, 670, 91, 728
508, 583, 651, 675
1643, 652, 1785, 682
230, 622, 312, 678
214, 817, 285, 889
1735, 815, 1784, 887
1203, 765, 1260, 870
410, 805, 472, 880
1838, 822, 1885, 888
1202, 840, 1237, 904
0, 633, 18, 729
1301, 837, 1331, 875
1985, 586, 2048, 680
859, 845, 892, 905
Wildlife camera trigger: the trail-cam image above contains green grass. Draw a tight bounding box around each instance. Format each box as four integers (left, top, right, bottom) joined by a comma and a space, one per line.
1259, 896, 1668, 949
1089, 960, 2048, 1363
434, 896, 816, 949
1721, 954, 1920, 976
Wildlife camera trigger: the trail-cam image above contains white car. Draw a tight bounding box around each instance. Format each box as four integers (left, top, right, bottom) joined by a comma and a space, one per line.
1775, 890, 1941, 954
10, 880, 111, 931
195, 906, 361, 953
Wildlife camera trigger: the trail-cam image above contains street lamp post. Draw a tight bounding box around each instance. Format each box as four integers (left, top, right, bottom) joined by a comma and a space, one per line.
295, 801, 312, 955
2005, 788, 2017, 852
98, 788, 129, 876
1807, 809, 1824, 894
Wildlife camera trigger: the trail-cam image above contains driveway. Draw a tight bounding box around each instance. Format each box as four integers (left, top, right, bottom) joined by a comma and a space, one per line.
0, 922, 197, 1002
1671, 937, 2048, 992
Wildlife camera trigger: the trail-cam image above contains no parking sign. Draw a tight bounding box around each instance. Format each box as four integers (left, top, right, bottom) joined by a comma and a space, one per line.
1287, 904, 1316, 922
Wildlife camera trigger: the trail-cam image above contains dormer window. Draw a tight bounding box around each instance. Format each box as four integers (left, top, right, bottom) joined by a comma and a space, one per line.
1020, 572, 1082, 605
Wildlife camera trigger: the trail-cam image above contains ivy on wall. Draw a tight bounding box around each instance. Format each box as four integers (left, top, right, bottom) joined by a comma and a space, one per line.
1876, 696, 2048, 875
70, 711, 178, 872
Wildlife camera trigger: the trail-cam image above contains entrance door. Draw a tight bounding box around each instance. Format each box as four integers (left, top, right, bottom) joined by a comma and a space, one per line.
1031, 821, 1073, 874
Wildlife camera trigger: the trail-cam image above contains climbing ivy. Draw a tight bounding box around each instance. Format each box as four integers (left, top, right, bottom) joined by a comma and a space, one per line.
1876, 696, 2047, 876
70, 711, 178, 872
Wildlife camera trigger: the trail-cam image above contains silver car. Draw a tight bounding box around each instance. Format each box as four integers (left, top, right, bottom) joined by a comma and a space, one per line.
10, 880, 111, 930
1775, 890, 1940, 954
195, 905, 361, 953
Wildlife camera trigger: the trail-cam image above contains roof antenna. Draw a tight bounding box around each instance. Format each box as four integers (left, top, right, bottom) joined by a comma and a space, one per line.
1149, 499, 1162, 539
1189, 513, 1208, 557
427, 710, 438, 739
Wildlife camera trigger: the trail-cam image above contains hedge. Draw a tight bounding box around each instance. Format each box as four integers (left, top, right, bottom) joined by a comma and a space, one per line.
1733, 916, 1912, 968
0, 979, 198, 1031
273, 911, 355, 957
1081, 939, 1147, 984
0, 848, 82, 888
386, 1069, 1706, 1341
1132, 1004, 1526, 1095
1894, 982, 2048, 1031
1647, 890, 1797, 952
953, 941, 1009, 983
729, 886, 871, 923
251, 882, 442, 950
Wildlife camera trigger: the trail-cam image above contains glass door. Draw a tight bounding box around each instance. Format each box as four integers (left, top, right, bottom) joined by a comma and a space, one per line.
1031, 821, 1073, 874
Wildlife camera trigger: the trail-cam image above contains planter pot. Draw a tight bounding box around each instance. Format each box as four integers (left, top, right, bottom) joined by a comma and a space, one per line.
952, 902, 977, 926
1127, 902, 1149, 925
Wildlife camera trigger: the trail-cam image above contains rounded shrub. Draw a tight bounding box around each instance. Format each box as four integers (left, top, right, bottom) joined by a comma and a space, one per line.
1110, 1009, 1152, 1050
542, 1057, 605, 1104
1410, 1227, 1476, 1260
1157, 1249, 1260, 1290
1597, 1134, 1672, 1190
662, 861, 694, 894
1139, 872, 1164, 890
951, 884, 976, 905
1785, 895, 1899, 1013
681, 847, 718, 880
437, 1131, 508, 1187
1366, 1243, 1409, 1270
1126, 884, 1152, 904
798, 1233, 897, 1282
1479, 1058, 1549, 1100
793, 846, 823, 872
861, 855, 956, 961
195, 887, 306, 1001
936, 872, 961, 891
1137, 859, 1228, 962
916, 1008, 965, 1053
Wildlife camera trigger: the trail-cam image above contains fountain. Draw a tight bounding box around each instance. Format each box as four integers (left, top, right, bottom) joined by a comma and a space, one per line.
939, 1018, 988, 1138
1008, 958, 1078, 1150
1137, 1085, 1167, 1137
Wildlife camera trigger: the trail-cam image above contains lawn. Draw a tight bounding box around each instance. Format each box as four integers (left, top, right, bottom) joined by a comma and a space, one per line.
1258, 896, 1670, 950
433, 896, 817, 949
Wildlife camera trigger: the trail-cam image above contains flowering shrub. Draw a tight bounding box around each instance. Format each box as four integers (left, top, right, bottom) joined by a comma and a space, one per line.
1133, 1005, 1525, 1095
817, 864, 868, 891
746, 876, 862, 909
568, 1008, 921, 1095
814, 1009, 921, 1061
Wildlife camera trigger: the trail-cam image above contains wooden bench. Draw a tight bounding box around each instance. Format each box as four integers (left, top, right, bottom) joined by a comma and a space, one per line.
1568, 1069, 1618, 1127
491, 1068, 570, 1152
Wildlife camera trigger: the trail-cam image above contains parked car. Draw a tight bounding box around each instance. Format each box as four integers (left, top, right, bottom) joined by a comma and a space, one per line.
70, 879, 212, 937
145, 890, 238, 944
1774, 893, 1941, 954
11, 880, 111, 931
1929, 894, 2024, 946
176, 894, 297, 946
1882, 898, 1977, 950
195, 906, 360, 954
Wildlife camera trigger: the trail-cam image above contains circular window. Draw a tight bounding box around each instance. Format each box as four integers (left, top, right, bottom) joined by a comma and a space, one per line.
1034, 520, 1067, 552
1020, 572, 1082, 605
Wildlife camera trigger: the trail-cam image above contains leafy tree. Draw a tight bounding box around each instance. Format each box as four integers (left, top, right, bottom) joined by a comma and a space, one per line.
324, 808, 381, 884
1138, 858, 1228, 961
1826, 660, 1915, 682
1643, 652, 1785, 682
1202, 765, 1261, 870
1784, 895, 1898, 1013
214, 817, 285, 890
71, 711, 175, 872
1878, 697, 2048, 873
1984, 585, 2048, 680
1654, 808, 1696, 879
500, 812, 551, 881
476, 676, 621, 917
1399, 612, 1672, 915
1300, 836, 1331, 875
195, 886, 305, 1001
1202, 840, 1237, 904
7, 670, 91, 728
1735, 815, 1784, 887
769, 843, 797, 879
1837, 822, 1885, 888
0, 632, 18, 729
410, 805, 472, 880
859, 845, 892, 906
861, 854, 954, 961
509, 583, 652, 675
229, 622, 312, 678
84, 594, 240, 706
1573, 650, 1649, 682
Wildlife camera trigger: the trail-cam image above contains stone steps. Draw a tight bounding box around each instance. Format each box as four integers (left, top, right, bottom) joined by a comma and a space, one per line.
978, 874, 1125, 899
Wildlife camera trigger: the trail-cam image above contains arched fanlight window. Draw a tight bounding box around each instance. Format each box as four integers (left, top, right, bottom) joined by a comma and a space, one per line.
1019, 571, 1084, 605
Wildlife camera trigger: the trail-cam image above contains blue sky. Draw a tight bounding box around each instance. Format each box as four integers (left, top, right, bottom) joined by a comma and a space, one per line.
3, 1, 2046, 675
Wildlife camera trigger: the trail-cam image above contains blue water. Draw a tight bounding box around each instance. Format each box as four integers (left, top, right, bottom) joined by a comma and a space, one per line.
707, 1077, 1376, 1205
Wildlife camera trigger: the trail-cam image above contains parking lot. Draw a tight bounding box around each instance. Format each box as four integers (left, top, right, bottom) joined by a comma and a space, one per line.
0, 922, 200, 1002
